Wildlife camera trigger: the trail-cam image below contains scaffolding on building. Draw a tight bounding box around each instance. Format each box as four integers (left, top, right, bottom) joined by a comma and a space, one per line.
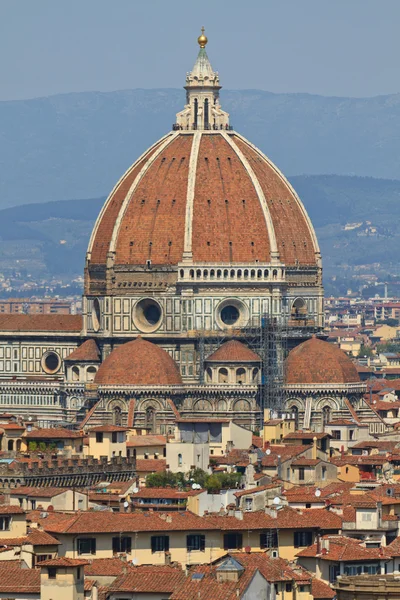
195, 315, 318, 430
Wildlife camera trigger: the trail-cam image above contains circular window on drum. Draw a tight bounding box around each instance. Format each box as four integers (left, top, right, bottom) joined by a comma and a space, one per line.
216, 299, 248, 330
133, 298, 163, 333
92, 298, 101, 332
41, 351, 61, 374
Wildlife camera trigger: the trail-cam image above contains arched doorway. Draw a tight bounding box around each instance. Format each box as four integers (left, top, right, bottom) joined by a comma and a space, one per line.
7, 440, 14, 452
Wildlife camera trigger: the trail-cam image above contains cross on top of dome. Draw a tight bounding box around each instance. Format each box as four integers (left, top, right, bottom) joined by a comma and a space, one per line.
174, 28, 230, 131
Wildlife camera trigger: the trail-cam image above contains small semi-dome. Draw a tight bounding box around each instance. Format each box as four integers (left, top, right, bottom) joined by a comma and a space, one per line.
206, 340, 260, 363
286, 337, 360, 385
94, 337, 182, 386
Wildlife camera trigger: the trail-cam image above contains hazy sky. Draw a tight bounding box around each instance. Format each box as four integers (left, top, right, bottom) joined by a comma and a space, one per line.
1, 0, 399, 101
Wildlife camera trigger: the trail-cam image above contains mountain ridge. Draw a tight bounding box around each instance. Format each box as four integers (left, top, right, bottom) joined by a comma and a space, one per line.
2, 88, 400, 208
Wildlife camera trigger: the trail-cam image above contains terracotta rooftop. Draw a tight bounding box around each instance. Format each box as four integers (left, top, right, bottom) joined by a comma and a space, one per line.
234, 484, 278, 498
39, 557, 90, 567
0, 314, 82, 332
311, 578, 336, 599
286, 337, 361, 385
0, 505, 25, 514
0, 564, 40, 593
135, 458, 166, 472
94, 337, 183, 386
126, 434, 166, 447
206, 340, 260, 363
87, 132, 319, 275
297, 536, 389, 562
65, 339, 101, 362
88, 424, 129, 433
110, 565, 185, 594
25, 427, 84, 439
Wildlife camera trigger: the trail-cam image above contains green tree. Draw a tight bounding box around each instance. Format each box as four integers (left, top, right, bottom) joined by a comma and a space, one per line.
38, 442, 47, 452
205, 475, 221, 494
187, 468, 208, 488
28, 441, 37, 452
358, 344, 374, 358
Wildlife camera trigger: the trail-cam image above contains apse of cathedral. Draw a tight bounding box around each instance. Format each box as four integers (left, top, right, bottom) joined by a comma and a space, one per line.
0, 31, 371, 434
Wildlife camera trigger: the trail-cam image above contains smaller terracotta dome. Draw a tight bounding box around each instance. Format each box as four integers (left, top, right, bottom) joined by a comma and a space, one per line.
286, 337, 360, 385
65, 339, 100, 362
206, 340, 260, 363
94, 337, 182, 386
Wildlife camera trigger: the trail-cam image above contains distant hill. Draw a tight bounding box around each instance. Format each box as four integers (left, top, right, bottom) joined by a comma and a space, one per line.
0, 175, 399, 294
2, 88, 400, 208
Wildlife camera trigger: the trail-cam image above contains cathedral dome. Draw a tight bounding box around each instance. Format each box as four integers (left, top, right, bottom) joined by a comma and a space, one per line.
86, 32, 320, 280
286, 337, 360, 386
94, 337, 182, 386
87, 130, 319, 270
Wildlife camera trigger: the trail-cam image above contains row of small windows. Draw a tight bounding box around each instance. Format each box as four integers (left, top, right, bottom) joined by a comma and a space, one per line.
0, 395, 55, 405
180, 268, 282, 281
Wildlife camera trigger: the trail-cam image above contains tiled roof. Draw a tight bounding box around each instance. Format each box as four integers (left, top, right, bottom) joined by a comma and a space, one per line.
297, 536, 389, 562
110, 565, 185, 593
312, 578, 335, 599
252, 435, 263, 448
127, 399, 136, 428
10, 486, 70, 498
136, 458, 166, 472
88, 424, 129, 432
42, 510, 220, 534
261, 445, 311, 467
0, 423, 25, 430
0, 564, 40, 593
78, 400, 101, 429
234, 484, 278, 498
0, 314, 82, 332
0, 505, 25, 514
88, 133, 318, 272
85, 558, 135, 576
170, 563, 258, 600
286, 337, 360, 385
26, 528, 60, 545
206, 340, 260, 363
291, 458, 321, 467
65, 339, 101, 362
283, 432, 330, 440
25, 427, 84, 439
126, 434, 166, 448
39, 557, 89, 567
94, 337, 183, 386
209, 507, 341, 531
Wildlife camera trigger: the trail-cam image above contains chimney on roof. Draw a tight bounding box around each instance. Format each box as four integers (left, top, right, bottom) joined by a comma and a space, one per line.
312, 437, 318, 461
234, 510, 243, 520
321, 538, 330, 553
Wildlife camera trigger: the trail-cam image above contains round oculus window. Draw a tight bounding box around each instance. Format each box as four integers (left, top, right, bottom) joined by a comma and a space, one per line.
133, 298, 163, 332
221, 305, 240, 325
42, 351, 61, 374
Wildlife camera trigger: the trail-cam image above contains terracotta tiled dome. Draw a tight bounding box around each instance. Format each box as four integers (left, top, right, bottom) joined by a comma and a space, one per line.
87, 132, 319, 269
94, 337, 182, 386
206, 340, 260, 362
286, 337, 360, 385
